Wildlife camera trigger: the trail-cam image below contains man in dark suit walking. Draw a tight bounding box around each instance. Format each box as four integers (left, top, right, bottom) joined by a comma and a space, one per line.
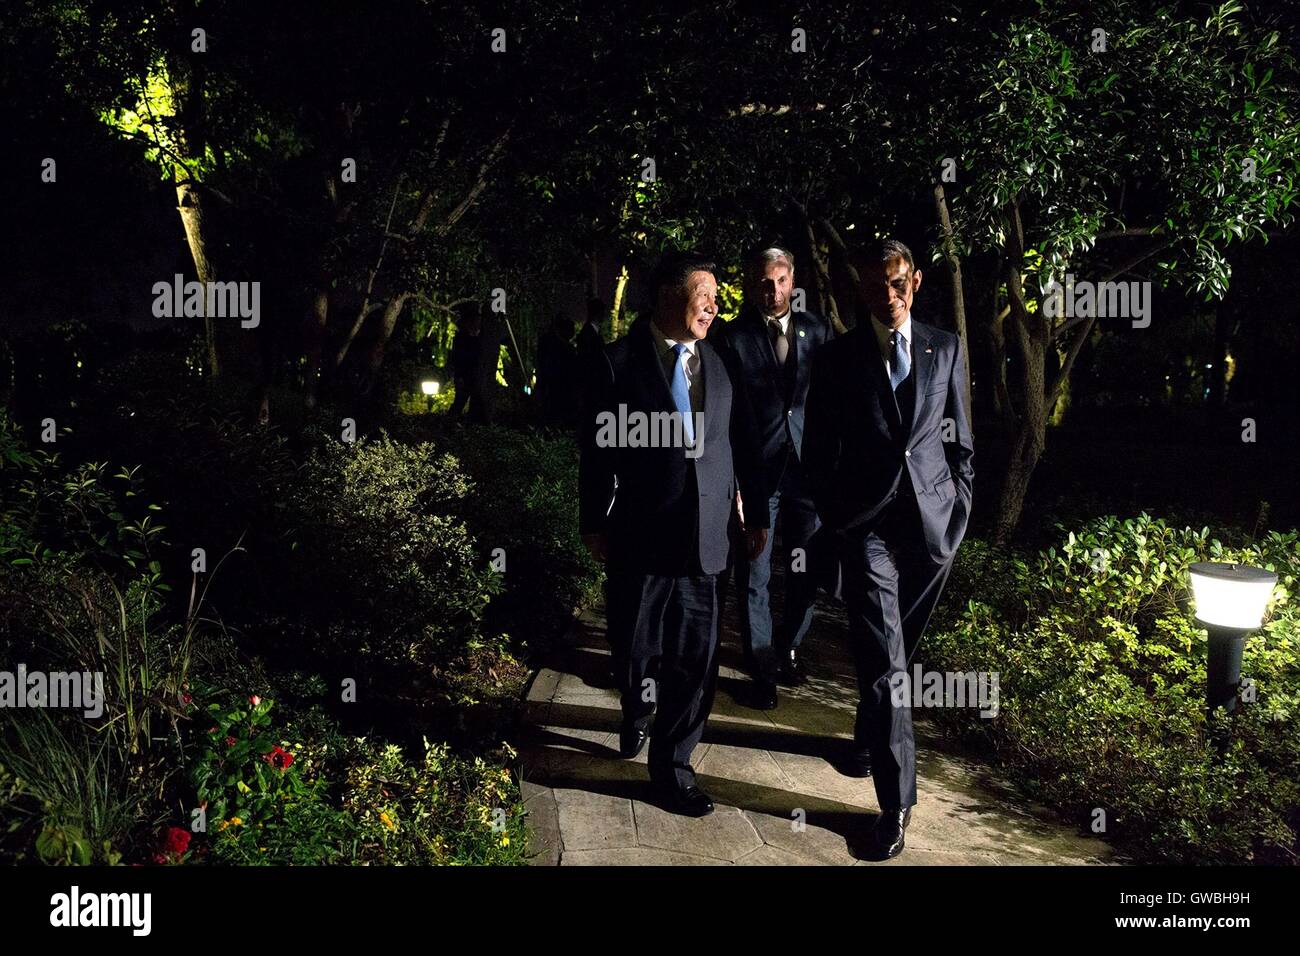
575, 297, 607, 432
717, 246, 833, 709
802, 239, 974, 859
575, 297, 606, 369
579, 253, 768, 816
535, 313, 578, 427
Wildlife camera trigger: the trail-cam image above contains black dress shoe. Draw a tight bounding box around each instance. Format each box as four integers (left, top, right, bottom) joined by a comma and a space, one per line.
619, 725, 648, 759
836, 748, 873, 778
869, 807, 912, 860
751, 679, 778, 710
662, 785, 715, 817
777, 646, 806, 686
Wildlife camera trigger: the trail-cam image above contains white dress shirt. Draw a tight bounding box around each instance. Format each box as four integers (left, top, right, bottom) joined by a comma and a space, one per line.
870, 313, 912, 382
652, 322, 704, 415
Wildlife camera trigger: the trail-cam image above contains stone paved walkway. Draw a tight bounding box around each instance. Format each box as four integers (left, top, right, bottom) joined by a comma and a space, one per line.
519, 590, 1118, 866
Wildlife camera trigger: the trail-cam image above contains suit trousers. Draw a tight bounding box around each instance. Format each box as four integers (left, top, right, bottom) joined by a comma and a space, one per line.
604, 571, 721, 789
733, 464, 821, 681
839, 491, 954, 811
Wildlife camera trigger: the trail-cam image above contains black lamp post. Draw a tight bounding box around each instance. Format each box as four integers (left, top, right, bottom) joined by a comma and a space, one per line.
1188, 562, 1276, 715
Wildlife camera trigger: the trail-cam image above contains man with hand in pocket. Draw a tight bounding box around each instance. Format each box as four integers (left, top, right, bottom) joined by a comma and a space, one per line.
801, 238, 974, 860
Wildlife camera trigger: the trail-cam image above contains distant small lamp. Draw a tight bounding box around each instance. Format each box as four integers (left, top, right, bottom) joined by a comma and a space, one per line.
420, 378, 440, 412
1188, 562, 1276, 715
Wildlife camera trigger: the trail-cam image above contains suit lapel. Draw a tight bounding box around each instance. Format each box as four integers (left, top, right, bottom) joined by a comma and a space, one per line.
743, 307, 779, 374
698, 338, 722, 440
635, 319, 676, 411
909, 322, 936, 435
860, 324, 902, 431
785, 310, 806, 400
789, 310, 802, 377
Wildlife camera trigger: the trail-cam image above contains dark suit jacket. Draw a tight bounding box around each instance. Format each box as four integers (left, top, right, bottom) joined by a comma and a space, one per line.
536, 331, 577, 423
576, 322, 604, 368
802, 318, 974, 563
579, 317, 769, 576
717, 306, 833, 498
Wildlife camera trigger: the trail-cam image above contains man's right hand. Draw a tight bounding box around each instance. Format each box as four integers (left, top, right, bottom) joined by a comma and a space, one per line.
582, 532, 608, 564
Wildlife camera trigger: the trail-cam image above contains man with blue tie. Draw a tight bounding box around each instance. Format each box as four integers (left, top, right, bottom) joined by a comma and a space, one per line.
803, 239, 974, 858
579, 252, 769, 816
717, 247, 834, 710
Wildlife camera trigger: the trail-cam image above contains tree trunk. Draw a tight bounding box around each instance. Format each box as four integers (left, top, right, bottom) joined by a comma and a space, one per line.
359, 293, 411, 394
1207, 300, 1230, 407
303, 284, 330, 408
174, 178, 219, 376
334, 123, 508, 403
987, 298, 1012, 425
993, 314, 1047, 542
470, 309, 504, 423
791, 201, 843, 332
816, 217, 862, 329
933, 183, 972, 428
167, 0, 219, 378
992, 202, 1050, 543
304, 106, 362, 408
611, 263, 630, 338
987, 205, 1171, 541
993, 401, 1046, 544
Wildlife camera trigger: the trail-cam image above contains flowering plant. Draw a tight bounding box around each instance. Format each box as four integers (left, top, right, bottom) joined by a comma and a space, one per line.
152, 826, 192, 865
190, 693, 309, 830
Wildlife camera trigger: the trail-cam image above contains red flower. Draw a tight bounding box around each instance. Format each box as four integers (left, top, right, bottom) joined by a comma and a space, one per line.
263, 744, 295, 771
181, 692, 193, 706
225, 735, 237, 748
160, 827, 191, 855
153, 826, 191, 864
249, 695, 262, 707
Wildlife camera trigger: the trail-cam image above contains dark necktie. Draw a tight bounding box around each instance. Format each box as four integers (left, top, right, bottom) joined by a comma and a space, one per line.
770, 319, 789, 365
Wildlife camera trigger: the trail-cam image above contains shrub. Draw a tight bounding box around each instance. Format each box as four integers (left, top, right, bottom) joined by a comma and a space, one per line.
927, 514, 1300, 864
0, 404, 555, 866
430, 423, 603, 658
191, 692, 355, 865
338, 735, 529, 865
282, 433, 506, 682
0, 412, 197, 864
77, 347, 302, 625
188, 691, 528, 865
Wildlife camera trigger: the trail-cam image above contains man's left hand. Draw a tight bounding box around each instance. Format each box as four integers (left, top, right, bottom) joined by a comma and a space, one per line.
744, 527, 768, 561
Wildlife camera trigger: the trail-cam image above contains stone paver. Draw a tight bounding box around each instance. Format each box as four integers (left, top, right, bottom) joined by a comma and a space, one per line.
633, 802, 763, 862
562, 847, 723, 866
519, 591, 1119, 866
552, 789, 637, 852
744, 810, 859, 865
522, 781, 561, 866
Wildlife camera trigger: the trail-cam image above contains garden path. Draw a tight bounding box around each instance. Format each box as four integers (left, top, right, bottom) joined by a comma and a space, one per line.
519, 587, 1119, 866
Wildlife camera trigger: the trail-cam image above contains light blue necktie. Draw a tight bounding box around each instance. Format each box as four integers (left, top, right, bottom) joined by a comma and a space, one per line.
670, 343, 695, 445
889, 330, 911, 391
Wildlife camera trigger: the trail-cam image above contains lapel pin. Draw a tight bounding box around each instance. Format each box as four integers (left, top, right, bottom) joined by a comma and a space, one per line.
925, 347, 933, 354
798, 329, 806, 337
